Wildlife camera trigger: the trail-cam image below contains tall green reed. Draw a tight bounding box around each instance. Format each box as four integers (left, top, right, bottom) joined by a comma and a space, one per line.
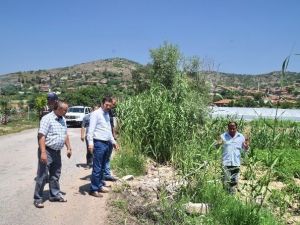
117, 79, 208, 163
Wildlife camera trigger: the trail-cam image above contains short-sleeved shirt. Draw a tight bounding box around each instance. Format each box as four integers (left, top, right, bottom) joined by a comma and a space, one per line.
39, 111, 67, 151
82, 114, 91, 131
220, 132, 245, 167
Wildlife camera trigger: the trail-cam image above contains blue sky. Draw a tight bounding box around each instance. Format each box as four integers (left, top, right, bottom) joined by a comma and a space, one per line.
0, 0, 300, 75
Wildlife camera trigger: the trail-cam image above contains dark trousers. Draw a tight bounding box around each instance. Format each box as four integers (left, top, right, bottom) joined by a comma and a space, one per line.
222, 166, 240, 194
34, 147, 62, 202
85, 137, 93, 166
90, 140, 110, 192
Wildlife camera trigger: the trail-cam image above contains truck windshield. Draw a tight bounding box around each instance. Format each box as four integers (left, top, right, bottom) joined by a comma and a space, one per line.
68, 108, 84, 113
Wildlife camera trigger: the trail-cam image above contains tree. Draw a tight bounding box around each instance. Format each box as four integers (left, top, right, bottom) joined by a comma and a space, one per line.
0, 98, 11, 125
62, 86, 113, 106
1, 84, 19, 96
183, 56, 211, 105
132, 64, 152, 93
150, 42, 181, 89
183, 56, 202, 78
253, 92, 264, 101
34, 95, 47, 118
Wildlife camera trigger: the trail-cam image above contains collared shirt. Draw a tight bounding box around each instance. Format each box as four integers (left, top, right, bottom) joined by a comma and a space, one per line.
87, 107, 116, 146
39, 111, 67, 151
220, 132, 245, 166
82, 114, 91, 130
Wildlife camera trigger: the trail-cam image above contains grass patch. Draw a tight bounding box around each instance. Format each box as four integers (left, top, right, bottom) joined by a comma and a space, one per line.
0, 118, 38, 136
255, 148, 300, 180
111, 144, 146, 177
111, 199, 128, 210
283, 181, 300, 201
153, 184, 282, 225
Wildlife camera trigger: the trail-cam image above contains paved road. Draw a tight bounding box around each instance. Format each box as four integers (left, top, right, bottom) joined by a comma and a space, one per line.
0, 128, 110, 225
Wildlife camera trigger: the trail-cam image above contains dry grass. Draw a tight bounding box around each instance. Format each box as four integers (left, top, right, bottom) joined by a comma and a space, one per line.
0, 120, 38, 136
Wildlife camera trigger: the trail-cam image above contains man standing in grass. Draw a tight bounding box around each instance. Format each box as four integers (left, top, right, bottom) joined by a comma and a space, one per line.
219, 121, 249, 194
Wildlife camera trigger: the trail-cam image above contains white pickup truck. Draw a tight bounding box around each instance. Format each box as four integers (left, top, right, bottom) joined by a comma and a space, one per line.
65, 106, 91, 127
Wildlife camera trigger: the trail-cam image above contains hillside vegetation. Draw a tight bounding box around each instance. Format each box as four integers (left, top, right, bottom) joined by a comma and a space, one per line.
1, 55, 300, 109
1, 57, 300, 97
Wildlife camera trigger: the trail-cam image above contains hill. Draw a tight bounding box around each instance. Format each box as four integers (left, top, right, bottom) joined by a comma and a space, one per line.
0, 58, 141, 93
205, 71, 300, 89
0, 58, 300, 108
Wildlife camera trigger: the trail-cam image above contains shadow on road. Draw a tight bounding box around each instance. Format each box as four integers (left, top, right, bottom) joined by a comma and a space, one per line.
80, 174, 91, 180
76, 163, 88, 168
78, 183, 90, 195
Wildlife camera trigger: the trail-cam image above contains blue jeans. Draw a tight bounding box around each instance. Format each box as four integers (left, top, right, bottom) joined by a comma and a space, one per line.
34, 147, 62, 202
90, 140, 110, 192
104, 142, 113, 178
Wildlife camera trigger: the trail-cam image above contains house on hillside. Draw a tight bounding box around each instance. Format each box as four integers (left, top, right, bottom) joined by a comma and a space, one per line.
265, 95, 280, 104
85, 80, 99, 85
66, 87, 76, 91
39, 84, 50, 92
100, 78, 108, 84
213, 99, 233, 107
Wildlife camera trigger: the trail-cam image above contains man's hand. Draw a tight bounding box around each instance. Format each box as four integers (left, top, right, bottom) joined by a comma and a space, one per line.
215, 138, 223, 148
243, 138, 250, 151
113, 143, 119, 151
80, 128, 85, 142
88, 145, 94, 153
67, 148, 72, 158
40, 151, 47, 164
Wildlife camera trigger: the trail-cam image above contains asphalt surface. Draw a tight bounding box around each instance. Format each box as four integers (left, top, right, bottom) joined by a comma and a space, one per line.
0, 128, 109, 225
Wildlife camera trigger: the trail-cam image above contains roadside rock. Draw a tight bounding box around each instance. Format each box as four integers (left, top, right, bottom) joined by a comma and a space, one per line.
122, 175, 134, 181
184, 202, 209, 215
113, 161, 183, 218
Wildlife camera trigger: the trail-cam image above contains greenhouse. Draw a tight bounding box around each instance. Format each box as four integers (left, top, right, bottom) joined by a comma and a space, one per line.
210, 106, 300, 122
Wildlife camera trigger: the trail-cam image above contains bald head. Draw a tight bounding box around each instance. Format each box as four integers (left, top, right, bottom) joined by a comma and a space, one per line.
54, 101, 69, 117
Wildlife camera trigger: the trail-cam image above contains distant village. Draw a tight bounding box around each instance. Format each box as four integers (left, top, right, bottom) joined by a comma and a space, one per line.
1, 58, 300, 109
212, 81, 300, 107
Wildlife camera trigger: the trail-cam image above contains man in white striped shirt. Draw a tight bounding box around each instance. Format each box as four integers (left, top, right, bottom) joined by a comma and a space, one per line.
87, 96, 119, 197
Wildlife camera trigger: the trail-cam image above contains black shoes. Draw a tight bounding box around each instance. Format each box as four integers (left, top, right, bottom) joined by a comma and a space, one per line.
89, 191, 103, 198
104, 176, 118, 182
49, 195, 67, 202
34, 201, 44, 208
98, 187, 110, 193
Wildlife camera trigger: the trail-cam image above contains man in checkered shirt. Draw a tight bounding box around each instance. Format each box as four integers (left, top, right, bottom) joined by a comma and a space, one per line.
33, 100, 72, 208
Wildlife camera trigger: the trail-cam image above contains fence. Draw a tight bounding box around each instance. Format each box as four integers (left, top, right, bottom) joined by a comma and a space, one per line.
0, 107, 38, 125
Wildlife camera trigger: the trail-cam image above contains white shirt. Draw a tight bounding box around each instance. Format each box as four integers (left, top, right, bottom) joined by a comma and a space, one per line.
220, 132, 246, 166
87, 107, 116, 146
